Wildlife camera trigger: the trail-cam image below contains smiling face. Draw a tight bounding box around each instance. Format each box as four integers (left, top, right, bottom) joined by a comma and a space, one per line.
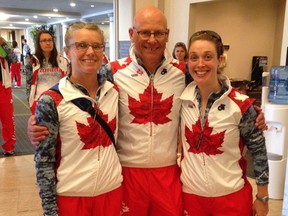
65, 28, 104, 77
129, 6, 169, 69
188, 40, 222, 88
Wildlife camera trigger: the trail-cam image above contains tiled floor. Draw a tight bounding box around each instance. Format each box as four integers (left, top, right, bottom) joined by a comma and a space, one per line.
0, 155, 42, 216
0, 154, 283, 216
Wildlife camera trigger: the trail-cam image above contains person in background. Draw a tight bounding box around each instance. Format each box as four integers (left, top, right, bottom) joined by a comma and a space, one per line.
172, 41, 188, 62
10, 41, 22, 88
98, 52, 113, 82
21, 38, 31, 66
180, 30, 269, 216
102, 51, 109, 64
172, 42, 189, 157
34, 22, 123, 216
0, 36, 18, 156
25, 30, 70, 113
173, 42, 193, 86
21, 38, 30, 57
27, 6, 267, 216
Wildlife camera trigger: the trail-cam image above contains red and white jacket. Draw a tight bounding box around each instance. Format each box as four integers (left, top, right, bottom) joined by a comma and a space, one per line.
35, 77, 122, 198
28, 55, 69, 109
180, 76, 257, 197
110, 44, 186, 168
0, 43, 18, 87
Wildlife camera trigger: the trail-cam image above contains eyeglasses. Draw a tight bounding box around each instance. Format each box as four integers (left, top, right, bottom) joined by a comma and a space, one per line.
40, 38, 53, 43
133, 27, 168, 40
67, 42, 104, 52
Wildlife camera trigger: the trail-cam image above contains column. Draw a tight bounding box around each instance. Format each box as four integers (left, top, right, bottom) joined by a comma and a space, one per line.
109, 14, 116, 61
61, 23, 68, 57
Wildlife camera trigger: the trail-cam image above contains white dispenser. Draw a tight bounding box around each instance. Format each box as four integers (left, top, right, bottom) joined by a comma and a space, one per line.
262, 68, 288, 200
264, 104, 288, 199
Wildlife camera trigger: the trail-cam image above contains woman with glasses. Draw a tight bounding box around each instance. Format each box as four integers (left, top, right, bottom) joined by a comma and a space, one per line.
26, 30, 70, 113
34, 22, 123, 216
180, 30, 269, 216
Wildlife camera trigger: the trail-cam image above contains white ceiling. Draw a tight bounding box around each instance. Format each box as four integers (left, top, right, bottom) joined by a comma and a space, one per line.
0, 0, 113, 29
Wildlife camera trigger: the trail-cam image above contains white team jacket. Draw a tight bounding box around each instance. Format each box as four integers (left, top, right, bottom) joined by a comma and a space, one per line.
47, 77, 122, 196
180, 76, 255, 197
111, 44, 186, 168
29, 55, 69, 108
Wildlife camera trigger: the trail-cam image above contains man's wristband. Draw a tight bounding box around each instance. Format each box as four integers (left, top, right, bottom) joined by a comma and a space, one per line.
256, 194, 269, 203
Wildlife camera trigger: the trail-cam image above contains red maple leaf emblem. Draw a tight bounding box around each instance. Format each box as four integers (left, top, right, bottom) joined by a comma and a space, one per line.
185, 118, 226, 155
110, 57, 132, 74
76, 109, 116, 149
128, 84, 173, 125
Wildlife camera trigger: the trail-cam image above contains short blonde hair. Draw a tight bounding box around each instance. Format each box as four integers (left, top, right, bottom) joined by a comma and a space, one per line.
65, 21, 104, 46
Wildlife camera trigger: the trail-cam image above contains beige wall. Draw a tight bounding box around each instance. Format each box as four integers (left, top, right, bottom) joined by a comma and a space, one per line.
191, 0, 285, 80
166, 0, 286, 81
134, 0, 165, 12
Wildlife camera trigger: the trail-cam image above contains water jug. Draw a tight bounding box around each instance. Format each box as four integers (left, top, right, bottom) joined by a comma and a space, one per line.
268, 66, 288, 104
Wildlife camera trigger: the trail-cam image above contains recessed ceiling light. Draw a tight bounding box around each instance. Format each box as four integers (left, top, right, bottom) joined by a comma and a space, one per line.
25, 18, 29, 21
91, 5, 95, 8
70, 2, 76, 7
48, 17, 51, 19
0, 13, 10, 20
9, 24, 13, 26
33, 15, 38, 19
53, 8, 59, 12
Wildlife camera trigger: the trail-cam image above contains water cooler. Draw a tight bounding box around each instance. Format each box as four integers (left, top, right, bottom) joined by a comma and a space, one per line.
262, 66, 288, 200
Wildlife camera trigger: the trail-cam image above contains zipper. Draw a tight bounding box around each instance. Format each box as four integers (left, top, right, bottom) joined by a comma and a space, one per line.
149, 73, 154, 136
95, 90, 100, 161
202, 153, 206, 166
196, 131, 203, 149
198, 107, 207, 166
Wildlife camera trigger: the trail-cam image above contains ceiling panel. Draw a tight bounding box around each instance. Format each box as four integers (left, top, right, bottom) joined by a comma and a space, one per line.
0, 0, 113, 29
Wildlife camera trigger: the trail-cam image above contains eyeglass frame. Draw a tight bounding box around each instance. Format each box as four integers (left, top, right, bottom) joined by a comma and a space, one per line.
40, 38, 54, 43
132, 27, 169, 40
67, 42, 105, 52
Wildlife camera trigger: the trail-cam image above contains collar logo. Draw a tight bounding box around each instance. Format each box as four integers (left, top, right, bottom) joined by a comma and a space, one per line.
161, 68, 167, 75
218, 104, 225, 111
